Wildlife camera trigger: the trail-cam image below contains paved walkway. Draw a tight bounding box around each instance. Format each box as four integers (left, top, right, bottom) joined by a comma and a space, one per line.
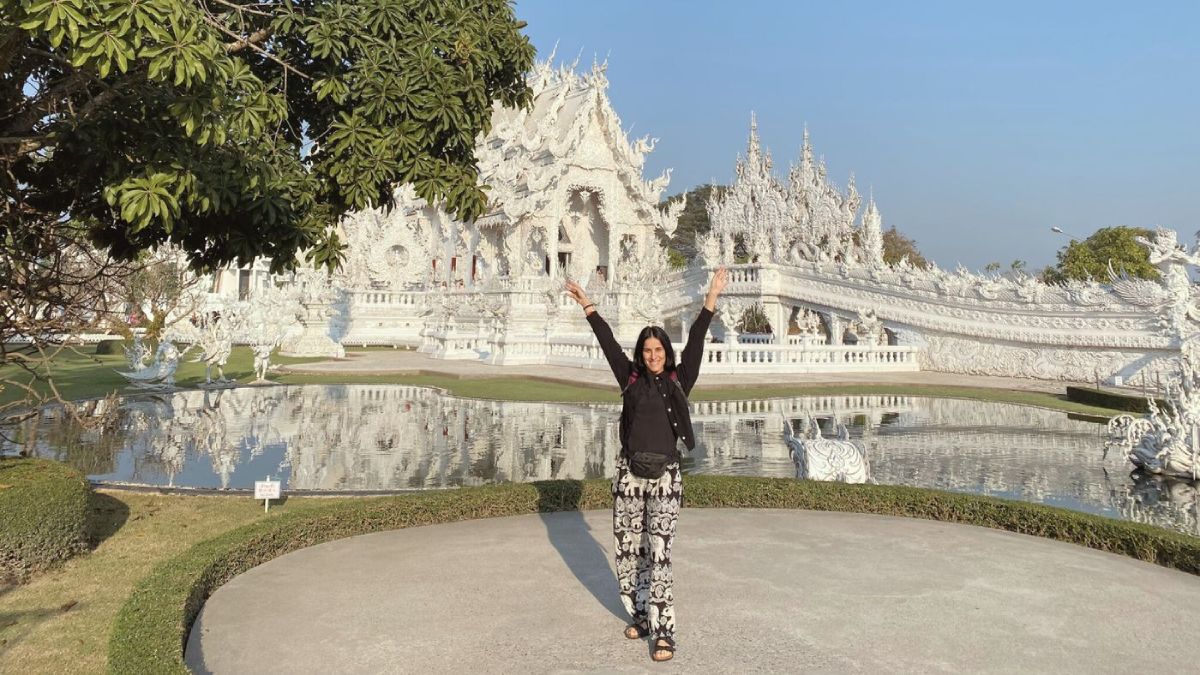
186, 509, 1200, 674
283, 349, 1109, 395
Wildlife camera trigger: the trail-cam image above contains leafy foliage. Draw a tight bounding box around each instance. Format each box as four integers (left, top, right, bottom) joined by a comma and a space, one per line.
1044, 226, 1159, 284
881, 226, 930, 269
1, 0, 535, 273
0, 0, 533, 411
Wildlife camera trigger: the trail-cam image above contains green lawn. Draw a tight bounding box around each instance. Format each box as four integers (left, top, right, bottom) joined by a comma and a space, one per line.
0, 345, 326, 407
1, 344, 1125, 417
0, 492, 344, 674
271, 372, 1122, 417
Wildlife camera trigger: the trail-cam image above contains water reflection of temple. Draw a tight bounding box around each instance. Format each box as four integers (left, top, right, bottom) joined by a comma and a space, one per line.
271, 385, 617, 490
3, 385, 1197, 535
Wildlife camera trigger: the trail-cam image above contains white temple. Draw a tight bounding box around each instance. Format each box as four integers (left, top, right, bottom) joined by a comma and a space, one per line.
203, 58, 1190, 383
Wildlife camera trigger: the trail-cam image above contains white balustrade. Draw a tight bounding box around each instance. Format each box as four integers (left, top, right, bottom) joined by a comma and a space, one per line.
701, 342, 919, 373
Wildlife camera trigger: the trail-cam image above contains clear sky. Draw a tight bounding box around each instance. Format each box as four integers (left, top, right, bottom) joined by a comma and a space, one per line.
512, 0, 1200, 271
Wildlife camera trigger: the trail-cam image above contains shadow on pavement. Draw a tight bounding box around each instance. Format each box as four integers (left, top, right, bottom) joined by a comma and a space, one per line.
533, 481, 625, 622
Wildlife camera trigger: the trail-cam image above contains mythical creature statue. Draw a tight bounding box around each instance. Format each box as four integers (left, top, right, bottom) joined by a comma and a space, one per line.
243, 284, 301, 383
1106, 337, 1200, 480
782, 413, 871, 483
1103, 228, 1200, 481
616, 236, 673, 325
123, 334, 150, 370
252, 344, 274, 383
115, 340, 182, 388
191, 312, 237, 385
852, 309, 885, 346
1110, 227, 1200, 341
656, 194, 686, 239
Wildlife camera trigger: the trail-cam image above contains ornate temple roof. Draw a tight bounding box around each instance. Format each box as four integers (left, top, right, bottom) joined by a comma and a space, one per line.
474, 56, 672, 229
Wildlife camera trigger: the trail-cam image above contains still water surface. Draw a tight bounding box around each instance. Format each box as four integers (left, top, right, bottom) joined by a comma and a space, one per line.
4, 384, 1197, 535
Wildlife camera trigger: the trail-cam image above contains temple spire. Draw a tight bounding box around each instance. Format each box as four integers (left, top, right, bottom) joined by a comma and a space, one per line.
747, 111, 761, 164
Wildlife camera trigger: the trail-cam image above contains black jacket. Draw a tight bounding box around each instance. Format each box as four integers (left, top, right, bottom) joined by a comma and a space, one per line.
586, 307, 714, 460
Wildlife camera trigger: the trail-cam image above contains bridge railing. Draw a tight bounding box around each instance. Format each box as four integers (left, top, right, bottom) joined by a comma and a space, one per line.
700, 342, 920, 373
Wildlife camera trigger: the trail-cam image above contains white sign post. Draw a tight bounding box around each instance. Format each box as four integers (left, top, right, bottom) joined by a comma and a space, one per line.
254, 475, 282, 513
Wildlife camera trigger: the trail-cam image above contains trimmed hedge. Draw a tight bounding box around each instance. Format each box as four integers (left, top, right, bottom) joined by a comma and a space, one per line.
94, 339, 125, 355
0, 458, 91, 582
1065, 385, 1164, 414
108, 477, 1200, 674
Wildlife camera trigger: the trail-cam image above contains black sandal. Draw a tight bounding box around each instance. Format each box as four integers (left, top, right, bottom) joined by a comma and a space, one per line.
624, 621, 650, 639
651, 636, 675, 662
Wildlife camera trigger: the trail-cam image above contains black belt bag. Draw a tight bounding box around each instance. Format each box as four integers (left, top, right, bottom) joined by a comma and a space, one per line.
629, 450, 672, 480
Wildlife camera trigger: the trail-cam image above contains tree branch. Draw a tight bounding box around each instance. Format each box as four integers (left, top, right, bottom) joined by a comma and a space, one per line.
200, 15, 310, 80
226, 27, 272, 54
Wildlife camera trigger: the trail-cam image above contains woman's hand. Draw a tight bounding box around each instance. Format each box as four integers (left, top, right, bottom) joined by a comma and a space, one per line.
705, 267, 728, 311
565, 280, 595, 315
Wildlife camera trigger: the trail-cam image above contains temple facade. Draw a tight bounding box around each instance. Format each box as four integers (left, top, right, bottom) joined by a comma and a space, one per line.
203, 60, 1191, 383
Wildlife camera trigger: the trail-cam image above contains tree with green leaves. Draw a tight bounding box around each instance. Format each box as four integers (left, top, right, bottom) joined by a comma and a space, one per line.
881, 226, 930, 269
1, 0, 534, 413
3, 0, 534, 271
1043, 226, 1159, 284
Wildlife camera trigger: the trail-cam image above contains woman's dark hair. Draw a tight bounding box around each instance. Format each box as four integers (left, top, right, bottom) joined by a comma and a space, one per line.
633, 325, 676, 375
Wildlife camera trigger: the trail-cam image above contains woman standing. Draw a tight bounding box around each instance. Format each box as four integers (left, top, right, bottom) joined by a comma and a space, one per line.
565, 268, 728, 663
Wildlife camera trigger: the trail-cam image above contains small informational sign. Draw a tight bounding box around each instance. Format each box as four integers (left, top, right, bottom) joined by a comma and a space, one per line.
255, 476, 282, 512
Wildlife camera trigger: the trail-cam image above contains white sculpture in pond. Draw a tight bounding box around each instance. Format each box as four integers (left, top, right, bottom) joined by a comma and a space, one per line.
782, 414, 871, 484
1106, 337, 1200, 480
1104, 229, 1200, 481
116, 340, 182, 388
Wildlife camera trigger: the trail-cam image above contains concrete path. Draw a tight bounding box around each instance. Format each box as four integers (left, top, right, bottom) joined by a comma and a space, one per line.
284, 349, 1102, 395
186, 509, 1200, 674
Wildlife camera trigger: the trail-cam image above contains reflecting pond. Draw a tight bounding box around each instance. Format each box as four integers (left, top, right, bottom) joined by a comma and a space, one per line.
3, 384, 1197, 535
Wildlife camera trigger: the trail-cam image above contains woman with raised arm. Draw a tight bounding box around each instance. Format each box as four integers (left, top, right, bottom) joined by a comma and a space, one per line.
565, 267, 728, 663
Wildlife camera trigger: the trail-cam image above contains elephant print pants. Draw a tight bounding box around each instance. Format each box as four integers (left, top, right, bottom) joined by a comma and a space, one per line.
612, 454, 683, 640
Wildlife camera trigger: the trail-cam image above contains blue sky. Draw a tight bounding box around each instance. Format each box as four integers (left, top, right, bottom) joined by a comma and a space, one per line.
513, 1, 1200, 271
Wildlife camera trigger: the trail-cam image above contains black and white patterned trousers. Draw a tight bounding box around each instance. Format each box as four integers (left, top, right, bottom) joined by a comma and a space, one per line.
612, 454, 683, 640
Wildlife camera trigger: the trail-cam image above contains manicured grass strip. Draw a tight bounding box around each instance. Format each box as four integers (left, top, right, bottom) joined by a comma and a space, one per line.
108, 477, 1200, 674
2, 343, 1125, 417
0, 459, 91, 583
275, 372, 1123, 417
0, 346, 327, 407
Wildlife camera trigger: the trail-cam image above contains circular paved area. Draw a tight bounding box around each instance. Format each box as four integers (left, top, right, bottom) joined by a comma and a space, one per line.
186, 509, 1200, 674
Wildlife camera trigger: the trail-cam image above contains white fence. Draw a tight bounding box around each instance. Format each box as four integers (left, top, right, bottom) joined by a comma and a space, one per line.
701, 342, 919, 373
418, 327, 919, 374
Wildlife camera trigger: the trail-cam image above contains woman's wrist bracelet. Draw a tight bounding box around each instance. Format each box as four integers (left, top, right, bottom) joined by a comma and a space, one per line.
582, 303, 595, 312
